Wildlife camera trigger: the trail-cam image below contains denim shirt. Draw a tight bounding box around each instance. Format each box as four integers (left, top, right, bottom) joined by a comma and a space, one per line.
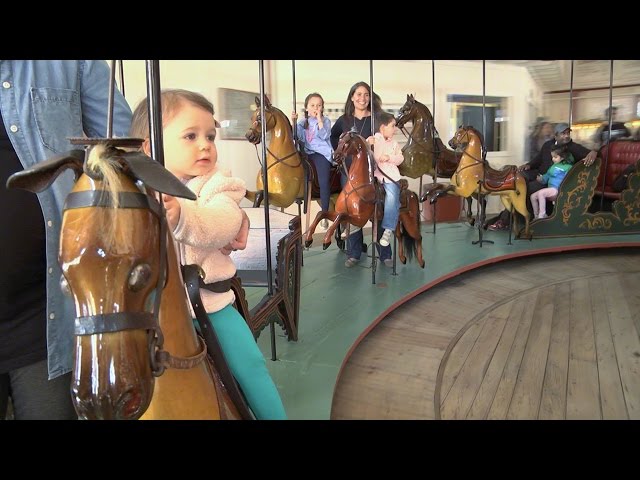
0, 60, 132, 379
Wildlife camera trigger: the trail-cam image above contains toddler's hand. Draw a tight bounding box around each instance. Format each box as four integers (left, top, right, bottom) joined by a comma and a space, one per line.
230, 210, 250, 251
162, 194, 181, 231
366, 136, 375, 145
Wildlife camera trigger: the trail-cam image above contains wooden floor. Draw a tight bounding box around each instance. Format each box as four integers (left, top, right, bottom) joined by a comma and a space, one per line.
331, 249, 640, 419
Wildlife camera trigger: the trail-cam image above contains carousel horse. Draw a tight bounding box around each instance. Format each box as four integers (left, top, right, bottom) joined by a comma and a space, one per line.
423, 125, 531, 238
304, 130, 425, 268
7, 139, 247, 420
245, 95, 343, 211
395, 94, 461, 179
395, 94, 477, 223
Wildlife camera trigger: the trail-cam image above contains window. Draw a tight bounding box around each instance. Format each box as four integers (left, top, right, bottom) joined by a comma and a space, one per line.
447, 95, 508, 152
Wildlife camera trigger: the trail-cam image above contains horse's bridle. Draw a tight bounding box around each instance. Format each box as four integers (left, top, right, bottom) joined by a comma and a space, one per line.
451, 128, 486, 178
397, 103, 446, 162
63, 182, 207, 377
335, 131, 377, 206
249, 109, 302, 170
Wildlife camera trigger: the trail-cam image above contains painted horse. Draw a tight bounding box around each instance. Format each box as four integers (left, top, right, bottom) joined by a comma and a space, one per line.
395, 94, 478, 223
395, 94, 461, 180
245, 95, 341, 211
304, 131, 425, 268
7, 139, 249, 419
423, 126, 531, 238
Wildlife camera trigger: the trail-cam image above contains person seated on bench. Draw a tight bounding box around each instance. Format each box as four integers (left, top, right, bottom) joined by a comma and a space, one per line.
488, 123, 597, 230
530, 144, 573, 219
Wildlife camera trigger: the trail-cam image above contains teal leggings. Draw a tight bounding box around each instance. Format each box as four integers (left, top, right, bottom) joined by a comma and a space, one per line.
203, 305, 287, 420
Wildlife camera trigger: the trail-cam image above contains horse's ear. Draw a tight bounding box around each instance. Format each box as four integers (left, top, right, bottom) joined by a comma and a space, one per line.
264, 95, 272, 108
254, 96, 261, 108
119, 152, 197, 201
408, 94, 414, 101
6, 150, 84, 193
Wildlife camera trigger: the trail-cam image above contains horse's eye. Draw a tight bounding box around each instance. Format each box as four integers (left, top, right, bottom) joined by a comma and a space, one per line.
128, 264, 153, 292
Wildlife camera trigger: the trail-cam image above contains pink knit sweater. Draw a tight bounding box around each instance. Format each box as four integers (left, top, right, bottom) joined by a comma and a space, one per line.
372, 132, 404, 183
173, 168, 247, 314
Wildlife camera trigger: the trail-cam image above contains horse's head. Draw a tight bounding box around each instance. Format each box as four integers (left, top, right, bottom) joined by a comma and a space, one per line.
333, 130, 362, 165
245, 95, 277, 144
7, 139, 195, 419
395, 94, 434, 131
449, 125, 470, 150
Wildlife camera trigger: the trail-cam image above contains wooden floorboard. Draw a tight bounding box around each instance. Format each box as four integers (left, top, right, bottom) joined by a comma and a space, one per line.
331, 249, 640, 419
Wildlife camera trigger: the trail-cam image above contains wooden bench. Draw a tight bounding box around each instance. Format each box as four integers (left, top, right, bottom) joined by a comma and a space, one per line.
594, 139, 640, 201
229, 208, 302, 340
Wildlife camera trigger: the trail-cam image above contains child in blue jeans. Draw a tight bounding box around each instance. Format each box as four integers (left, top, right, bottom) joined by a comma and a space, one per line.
367, 111, 405, 251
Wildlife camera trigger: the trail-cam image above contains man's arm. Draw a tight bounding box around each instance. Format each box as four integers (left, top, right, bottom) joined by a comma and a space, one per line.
79, 60, 132, 138
568, 141, 597, 167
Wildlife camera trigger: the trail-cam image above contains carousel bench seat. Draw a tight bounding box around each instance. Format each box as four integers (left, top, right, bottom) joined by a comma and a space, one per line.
230, 207, 297, 286
595, 139, 640, 200
228, 207, 302, 341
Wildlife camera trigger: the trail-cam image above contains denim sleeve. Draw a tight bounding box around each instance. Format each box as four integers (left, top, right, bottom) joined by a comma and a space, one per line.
79, 60, 132, 138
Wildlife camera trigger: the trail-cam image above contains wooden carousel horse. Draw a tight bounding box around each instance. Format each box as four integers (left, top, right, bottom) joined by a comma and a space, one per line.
245, 96, 341, 215
395, 94, 461, 179
395, 94, 478, 224
423, 125, 531, 238
304, 130, 425, 268
7, 139, 249, 420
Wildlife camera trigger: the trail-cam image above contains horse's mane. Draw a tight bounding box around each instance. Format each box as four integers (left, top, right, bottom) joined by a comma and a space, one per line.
413, 99, 434, 123
83, 144, 136, 253
460, 126, 488, 161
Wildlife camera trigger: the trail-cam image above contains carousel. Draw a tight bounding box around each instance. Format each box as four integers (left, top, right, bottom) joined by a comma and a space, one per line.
7, 60, 640, 420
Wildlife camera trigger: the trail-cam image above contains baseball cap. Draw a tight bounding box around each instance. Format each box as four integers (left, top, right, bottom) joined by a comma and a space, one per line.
554, 123, 571, 135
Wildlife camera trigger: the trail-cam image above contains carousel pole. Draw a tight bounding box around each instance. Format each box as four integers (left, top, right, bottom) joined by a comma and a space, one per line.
431, 60, 438, 235
118, 60, 125, 98
291, 60, 305, 267
369, 60, 380, 284
106, 61, 117, 139
258, 60, 277, 360
473, 60, 493, 247
600, 60, 615, 212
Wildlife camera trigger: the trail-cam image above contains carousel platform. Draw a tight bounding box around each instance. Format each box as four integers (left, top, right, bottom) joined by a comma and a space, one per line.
243, 220, 640, 420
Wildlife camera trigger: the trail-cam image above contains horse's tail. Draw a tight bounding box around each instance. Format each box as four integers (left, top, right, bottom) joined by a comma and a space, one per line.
400, 192, 421, 263
401, 227, 415, 263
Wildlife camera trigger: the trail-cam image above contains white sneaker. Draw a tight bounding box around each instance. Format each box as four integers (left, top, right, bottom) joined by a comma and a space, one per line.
379, 229, 393, 247
341, 224, 361, 239
538, 213, 548, 219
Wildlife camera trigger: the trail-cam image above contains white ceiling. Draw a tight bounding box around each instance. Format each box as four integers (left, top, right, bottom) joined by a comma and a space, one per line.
487, 60, 640, 92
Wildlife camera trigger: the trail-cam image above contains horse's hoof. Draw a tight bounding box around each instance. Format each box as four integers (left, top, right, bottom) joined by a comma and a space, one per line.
304, 240, 313, 248
322, 242, 331, 250
336, 239, 345, 250
420, 261, 425, 269
400, 257, 407, 264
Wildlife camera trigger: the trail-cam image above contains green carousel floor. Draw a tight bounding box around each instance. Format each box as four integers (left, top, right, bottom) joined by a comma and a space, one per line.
243, 221, 640, 420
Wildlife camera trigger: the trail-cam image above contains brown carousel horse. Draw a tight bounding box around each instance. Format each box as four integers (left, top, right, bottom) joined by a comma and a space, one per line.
304, 130, 425, 268
423, 126, 531, 238
395, 94, 478, 223
7, 139, 249, 420
245, 95, 340, 210
395, 94, 461, 179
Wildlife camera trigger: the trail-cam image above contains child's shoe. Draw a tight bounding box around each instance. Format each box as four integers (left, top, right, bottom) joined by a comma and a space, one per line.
380, 228, 393, 247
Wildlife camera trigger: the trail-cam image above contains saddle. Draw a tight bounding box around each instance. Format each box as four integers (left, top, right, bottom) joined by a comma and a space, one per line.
483, 164, 518, 192
375, 178, 411, 213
